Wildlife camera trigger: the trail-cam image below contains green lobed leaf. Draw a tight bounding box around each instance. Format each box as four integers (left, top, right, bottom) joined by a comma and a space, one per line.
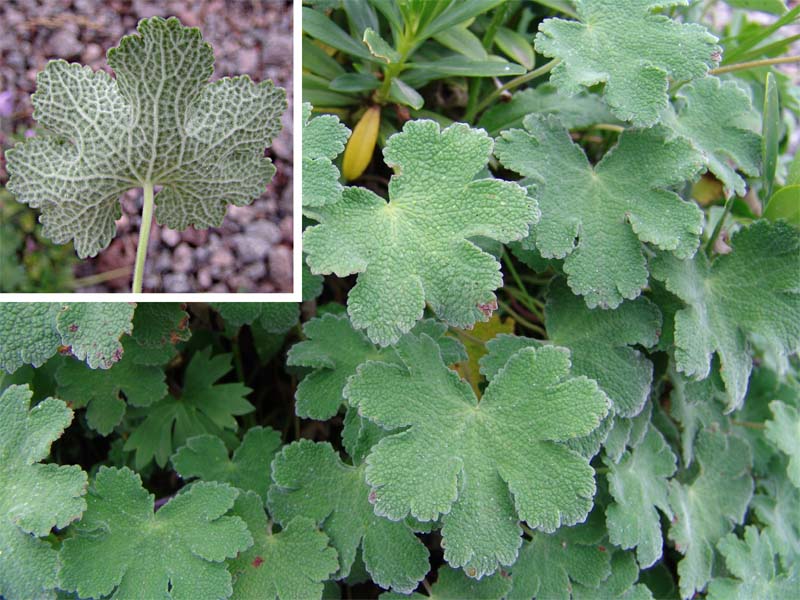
0, 385, 88, 600
605, 425, 677, 568
304, 119, 537, 345
212, 302, 300, 334
287, 313, 465, 420
765, 401, 800, 488
303, 103, 351, 208
56, 337, 168, 435
129, 302, 190, 364
345, 335, 609, 578
0, 302, 134, 373
662, 76, 761, 198
535, 0, 720, 126
495, 115, 703, 309
751, 474, 800, 569
651, 220, 800, 412
229, 491, 339, 600
268, 440, 430, 593
381, 565, 512, 600
5, 17, 286, 257
477, 83, 617, 137
172, 427, 282, 503
59, 467, 252, 600
508, 527, 612, 600
667, 429, 754, 599
123, 348, 253, 469
707, 526, 799, 599
572, 551, 654, 600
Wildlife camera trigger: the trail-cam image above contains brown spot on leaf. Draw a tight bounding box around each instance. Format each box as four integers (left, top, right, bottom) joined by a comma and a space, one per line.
252, 556, 264, 568
368, 490, 377, 504
477, 299, 498, 317
57, 345, 72, 356
68, 324, 78, 332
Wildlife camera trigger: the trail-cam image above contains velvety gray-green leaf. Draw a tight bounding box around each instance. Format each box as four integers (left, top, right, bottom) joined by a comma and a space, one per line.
5, 17, 286, 257
496, 115, 703, 309
535, 0, 720, 126
304, 120, 537, 345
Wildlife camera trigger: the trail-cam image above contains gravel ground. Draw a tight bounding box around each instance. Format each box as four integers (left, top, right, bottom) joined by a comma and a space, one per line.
0, 0, 294, 293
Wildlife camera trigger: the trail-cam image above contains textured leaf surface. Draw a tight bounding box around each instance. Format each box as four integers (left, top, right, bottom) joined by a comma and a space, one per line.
269, 440, 429, 593
535, 0, 719, 126
765, 401, 800, 488
508, 527, 611, 600
651, 220, 800, 411
303, 103, 350, 207
124, 348, 253, 468
496, 115, 703, 308
346, 335, 608, 578
663, 76, 761, 197
477, 83, 617, 136
707, 527, 799, 599
0, 385, 87, 600
667, 430, 753, 599
130, 303, 190, 364
213, 302, 300, 334
172, 427, 281, 503
0, 302, 133, 373
605, 425, 677, 568
59, 467, 252, 600
56, 337, 167, 435
287, 314, 464, 420
382, 565, 512, 600
5, 17, 286, 257
572, 551, 654, 600
751, 475, 800, 569
544, 278, 661, 417
230, 491, 338, 600
304, 120, 536, 345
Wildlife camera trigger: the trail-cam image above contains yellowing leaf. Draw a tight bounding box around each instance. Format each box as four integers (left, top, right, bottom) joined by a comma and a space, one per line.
342, 106, 381, 181
454, 313, 515, 394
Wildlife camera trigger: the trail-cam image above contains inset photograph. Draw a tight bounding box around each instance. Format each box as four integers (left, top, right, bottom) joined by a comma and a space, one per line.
1, 0, 294, 293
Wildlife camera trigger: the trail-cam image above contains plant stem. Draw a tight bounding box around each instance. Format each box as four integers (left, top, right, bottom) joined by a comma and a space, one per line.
375, 33, 414, 104
468, 58, 560, 120
498, 300, 547, 336
705, 196, 734, 255
132, 181, 154, 293
710, 55, 800, 75
502, 250, 537, 312
589, 123, 625, 133
70, 265, 132, 289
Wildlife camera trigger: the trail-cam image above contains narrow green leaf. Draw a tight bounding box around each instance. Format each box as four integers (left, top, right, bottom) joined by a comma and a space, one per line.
762, 72, 781, 203
363, 27, 400, 63
303, 7, 378, 62
388, 78, 424, 109
330, 72, 381, 92
433, 25, 488, 60
303, 38, 346, 80
407, 56, 526, 77
421, 0, 507, 39
343, 0, 379, 36
495, 26, 535, 70
723, 0, 787, 15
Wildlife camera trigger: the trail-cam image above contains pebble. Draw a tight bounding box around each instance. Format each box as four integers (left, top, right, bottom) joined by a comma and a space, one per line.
173, 243, 193, 273
163, 272, 192, 292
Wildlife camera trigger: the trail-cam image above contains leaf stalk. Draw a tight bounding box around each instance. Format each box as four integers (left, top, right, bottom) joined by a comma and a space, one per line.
132, 181, 155, 293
